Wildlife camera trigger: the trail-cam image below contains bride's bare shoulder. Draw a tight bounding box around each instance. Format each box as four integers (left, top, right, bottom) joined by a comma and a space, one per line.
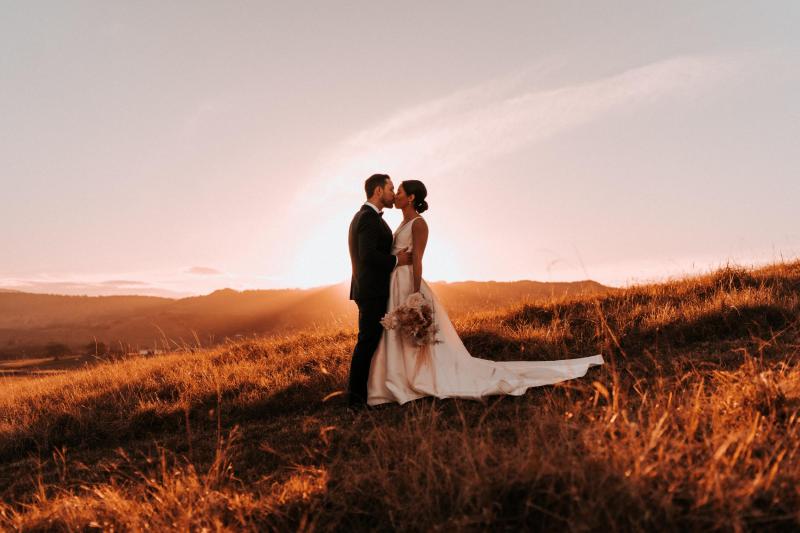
411, 216, 429, 235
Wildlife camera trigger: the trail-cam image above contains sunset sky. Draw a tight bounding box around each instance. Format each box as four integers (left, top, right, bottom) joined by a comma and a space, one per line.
2, 1, 798, 297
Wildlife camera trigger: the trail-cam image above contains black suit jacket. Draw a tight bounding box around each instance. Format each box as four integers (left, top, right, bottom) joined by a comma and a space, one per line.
348, 204, 397, 301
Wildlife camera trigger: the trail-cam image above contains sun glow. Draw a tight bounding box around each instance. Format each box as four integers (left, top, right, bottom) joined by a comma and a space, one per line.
286, 201, 468, 290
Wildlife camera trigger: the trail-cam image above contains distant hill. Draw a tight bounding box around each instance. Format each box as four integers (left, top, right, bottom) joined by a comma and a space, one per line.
0, 280, 614, 356
429, 280, 610, 314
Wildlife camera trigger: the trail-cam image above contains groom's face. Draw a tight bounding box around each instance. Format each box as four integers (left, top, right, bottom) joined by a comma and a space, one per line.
380, 178, 396, 208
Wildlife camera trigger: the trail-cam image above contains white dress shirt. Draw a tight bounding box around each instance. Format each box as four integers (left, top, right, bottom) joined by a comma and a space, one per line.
364, 201, 383, 214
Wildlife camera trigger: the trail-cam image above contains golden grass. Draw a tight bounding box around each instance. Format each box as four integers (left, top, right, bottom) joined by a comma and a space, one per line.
1, 261, 799, 531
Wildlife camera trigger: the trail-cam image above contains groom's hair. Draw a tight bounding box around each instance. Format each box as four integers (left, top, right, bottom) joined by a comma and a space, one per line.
364, 174, 390, 199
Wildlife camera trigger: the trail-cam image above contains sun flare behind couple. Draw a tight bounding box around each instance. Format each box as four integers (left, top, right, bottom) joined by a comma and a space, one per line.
347, 173, 603, 409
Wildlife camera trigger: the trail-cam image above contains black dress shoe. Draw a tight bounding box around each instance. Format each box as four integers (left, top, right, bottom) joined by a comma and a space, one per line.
346, 391, 367, 406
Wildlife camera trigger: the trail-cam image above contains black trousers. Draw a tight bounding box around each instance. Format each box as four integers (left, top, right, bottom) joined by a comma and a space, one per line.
348, 297, 388, 404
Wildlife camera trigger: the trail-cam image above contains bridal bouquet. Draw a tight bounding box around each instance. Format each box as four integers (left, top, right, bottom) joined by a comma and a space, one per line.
381, 292, 440, 346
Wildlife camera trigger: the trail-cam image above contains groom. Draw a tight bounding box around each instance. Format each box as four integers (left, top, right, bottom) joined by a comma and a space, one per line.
347, 173, 412, 407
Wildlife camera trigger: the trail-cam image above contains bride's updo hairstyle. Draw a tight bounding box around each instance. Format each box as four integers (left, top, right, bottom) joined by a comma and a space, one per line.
400, 180, 429, 213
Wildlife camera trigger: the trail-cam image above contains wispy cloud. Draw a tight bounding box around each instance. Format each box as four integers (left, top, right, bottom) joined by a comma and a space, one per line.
99, 279, 149, 286
185, 266, 223, 276
0, 279, 186, 298
0, 270, 190, 298
0, 268, 288, 297
304, 53, 743, 204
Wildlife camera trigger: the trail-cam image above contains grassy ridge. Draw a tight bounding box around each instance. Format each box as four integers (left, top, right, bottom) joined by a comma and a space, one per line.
1, 262, 799, 531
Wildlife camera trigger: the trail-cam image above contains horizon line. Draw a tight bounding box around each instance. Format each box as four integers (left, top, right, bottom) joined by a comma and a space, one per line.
0, 276, 614, 300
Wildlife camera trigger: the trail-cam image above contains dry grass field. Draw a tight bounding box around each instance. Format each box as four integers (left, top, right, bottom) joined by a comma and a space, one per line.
1, 261, 799, 531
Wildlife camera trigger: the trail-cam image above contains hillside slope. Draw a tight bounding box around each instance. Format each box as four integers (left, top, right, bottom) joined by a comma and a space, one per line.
0, 261, 798, 530
0, 279, 613, 355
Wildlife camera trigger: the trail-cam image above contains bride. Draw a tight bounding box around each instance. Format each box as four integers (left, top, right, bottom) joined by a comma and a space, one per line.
367, 180, 604, 406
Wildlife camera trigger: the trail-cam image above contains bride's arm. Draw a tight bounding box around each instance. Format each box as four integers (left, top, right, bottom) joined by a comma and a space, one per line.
410, 218, 429, 293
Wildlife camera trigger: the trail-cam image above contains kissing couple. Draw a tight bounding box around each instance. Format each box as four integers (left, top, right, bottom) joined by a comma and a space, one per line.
346, 173, 603, 409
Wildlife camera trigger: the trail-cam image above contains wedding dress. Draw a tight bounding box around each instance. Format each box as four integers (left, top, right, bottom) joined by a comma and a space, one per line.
366, 216, 604, 406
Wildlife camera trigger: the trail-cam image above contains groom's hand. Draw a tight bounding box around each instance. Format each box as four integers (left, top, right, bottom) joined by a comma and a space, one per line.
396, 250, 413, 266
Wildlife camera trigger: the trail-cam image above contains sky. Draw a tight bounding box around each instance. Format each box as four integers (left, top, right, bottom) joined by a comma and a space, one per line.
1, 1, 798, 297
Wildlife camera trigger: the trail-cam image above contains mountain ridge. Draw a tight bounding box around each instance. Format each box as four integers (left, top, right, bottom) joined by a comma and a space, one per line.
0, 279, 614, 356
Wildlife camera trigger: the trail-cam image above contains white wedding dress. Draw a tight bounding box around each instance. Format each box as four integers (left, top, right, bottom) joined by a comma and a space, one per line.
367, 216, 604, 406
